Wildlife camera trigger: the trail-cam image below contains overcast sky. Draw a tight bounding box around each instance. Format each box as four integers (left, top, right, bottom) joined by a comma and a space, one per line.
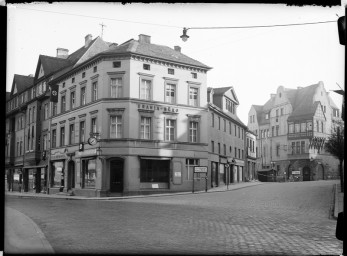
6, 3, 345, 124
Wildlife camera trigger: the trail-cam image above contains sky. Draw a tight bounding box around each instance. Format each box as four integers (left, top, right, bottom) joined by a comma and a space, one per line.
6, 2, 345, 124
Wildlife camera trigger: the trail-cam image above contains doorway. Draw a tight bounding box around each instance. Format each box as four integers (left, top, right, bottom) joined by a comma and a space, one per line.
303, 166, 311, 181
67, 161, 75, 190
110, 159, 124, 193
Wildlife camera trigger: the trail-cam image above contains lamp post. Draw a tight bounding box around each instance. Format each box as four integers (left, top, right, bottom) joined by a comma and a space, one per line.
227, 158, 236, 189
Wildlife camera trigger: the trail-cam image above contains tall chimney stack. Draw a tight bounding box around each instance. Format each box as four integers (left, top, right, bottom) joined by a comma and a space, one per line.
138, 34, 151, 44
85, 34, 93, 48
174, 46, 181, 52
56, 48, 69, 59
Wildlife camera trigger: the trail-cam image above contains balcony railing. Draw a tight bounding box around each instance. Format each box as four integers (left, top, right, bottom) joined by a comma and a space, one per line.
288, 131, 313, 140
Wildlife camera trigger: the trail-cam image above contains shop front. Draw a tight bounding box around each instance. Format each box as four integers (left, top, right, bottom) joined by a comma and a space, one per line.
139, 157, 170, 191
49, 160, 65, 193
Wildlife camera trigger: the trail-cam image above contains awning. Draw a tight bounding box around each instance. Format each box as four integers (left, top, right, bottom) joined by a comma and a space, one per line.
140, 156, 171, 160
23, 165, 47, 169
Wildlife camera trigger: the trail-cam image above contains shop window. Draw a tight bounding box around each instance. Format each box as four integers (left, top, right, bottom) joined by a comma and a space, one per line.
140, 159, 169, 182
81, 159, 96, 188
51, 161, 64, 188
186, 158, 199, 180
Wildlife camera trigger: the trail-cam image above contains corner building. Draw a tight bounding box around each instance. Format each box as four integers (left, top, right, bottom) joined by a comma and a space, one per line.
49, 34, 212, 196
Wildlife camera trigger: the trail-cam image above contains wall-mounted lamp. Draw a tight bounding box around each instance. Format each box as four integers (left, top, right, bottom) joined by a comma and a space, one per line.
180, 28, 190, 42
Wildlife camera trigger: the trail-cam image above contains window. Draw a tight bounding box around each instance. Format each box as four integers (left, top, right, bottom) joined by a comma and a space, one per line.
242, 150, 244, 158
43, 103, 48, 120
93, 66, 97, 73
276, 144, 280, 156
52, 129, 57, 148
234, 147, 237, 158
20, 141, 23, 155
276, 125, 279, 136
289, 123, 294, 133
229, 122, 232, 134
92, 81, 98, 101
223, 144, 226, 155
110, 116, 122, 138
186, 159, 199, 180
226, 99, 234, 113
52, 102, 57, 116
82, 72, 85, 78
110, 78, 123, 98
69, 124, 75, 144
211, 113, 214, 127
301, 122, 306, 132
295, 123, 300, 133
238, 127, 240, 138
272, 126, 275, 137
61, 95, 66, 113
140, 159, 170, 183
82, 159, 96, 189
72, 77, 75, 83
168, 68, 174, 75
79, 121, 85, 142
165, 119, 175, 141
91, 117, 97, 134
32, 106, 36, 122
189, 121, 198, 142
238, 149, 241, 158
165, 83, 176, 104
241, 129, 244, 139
143, 64, 150, 70
81, 87, 86, 106
62, 82, 65, 88
224, 119, 226, 132
70, 91, 76, 109
296, 141, 300, 154
60, 126, 65, 146
218, 117, 221, 130
218, 143, 221, 154
191, 72, 197, 79
281, 108, 284, 115
301, 141, 305, 154
140, 117, 151, 139
189, 87, 199, 106
113, 61, 121, 68
234, 125, 237, 136
276, 109, 279, 117
211, 141, 214, 153
140, 79, 151, 100
321, 121, 324, 133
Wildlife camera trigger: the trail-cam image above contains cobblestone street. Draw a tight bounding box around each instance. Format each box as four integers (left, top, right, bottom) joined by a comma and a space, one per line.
5, 180, 342, 255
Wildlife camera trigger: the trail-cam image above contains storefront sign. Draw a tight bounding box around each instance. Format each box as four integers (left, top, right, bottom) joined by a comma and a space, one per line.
292, 171, 300, 175
51, 154, 67, 160
194, 166, 208, 173
138, 103, 179, 113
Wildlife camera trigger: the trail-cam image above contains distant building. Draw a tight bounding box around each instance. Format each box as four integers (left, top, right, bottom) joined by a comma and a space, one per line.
246, 130, 257, 181
247, 82, 342, 182
207, 87, 247, 187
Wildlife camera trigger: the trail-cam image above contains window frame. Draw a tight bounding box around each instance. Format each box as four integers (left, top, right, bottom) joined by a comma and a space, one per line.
165, 118, 176, 142
110, 115, 123, 139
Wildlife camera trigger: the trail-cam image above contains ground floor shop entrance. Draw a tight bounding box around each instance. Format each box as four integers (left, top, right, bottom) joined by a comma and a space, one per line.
110, 159, 124, 193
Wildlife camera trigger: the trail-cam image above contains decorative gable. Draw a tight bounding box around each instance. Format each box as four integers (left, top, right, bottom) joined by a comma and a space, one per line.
38, 64, 45, 78
313, 102, 326, 121
13, 83, 18, 94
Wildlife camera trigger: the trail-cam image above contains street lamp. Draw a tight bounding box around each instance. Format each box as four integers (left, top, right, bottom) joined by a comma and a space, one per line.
180, 28, 190, 42
227, 158, 236, 190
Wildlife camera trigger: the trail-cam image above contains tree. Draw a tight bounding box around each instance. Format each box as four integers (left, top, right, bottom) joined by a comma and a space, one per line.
325, 121, 344, 192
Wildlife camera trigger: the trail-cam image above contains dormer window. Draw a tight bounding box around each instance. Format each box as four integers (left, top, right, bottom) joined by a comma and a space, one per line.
72, 77, 75, 83
113, 61, 121, 68
82, 72, 85, 78
168, 68, 174, 75
93, 66, 97, 73
191, 72, 197, 79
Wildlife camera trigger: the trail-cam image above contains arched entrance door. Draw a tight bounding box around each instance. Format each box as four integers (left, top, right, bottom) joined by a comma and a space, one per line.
316, 164, 324, 180
110, 159, 124, 193
303, 166, 310, 181
67, 161, 75, 190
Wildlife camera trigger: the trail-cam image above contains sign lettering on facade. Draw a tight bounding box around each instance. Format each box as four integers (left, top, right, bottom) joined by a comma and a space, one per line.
194, 166, 208, 173
138, 103, 179, 113
292, 171, 301, 175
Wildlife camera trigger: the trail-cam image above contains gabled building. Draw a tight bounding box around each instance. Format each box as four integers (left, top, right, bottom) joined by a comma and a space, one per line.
6, 34, 114, 193
247, 81, 341, 182
207, 86, 247, 187
46, 34, 212, 196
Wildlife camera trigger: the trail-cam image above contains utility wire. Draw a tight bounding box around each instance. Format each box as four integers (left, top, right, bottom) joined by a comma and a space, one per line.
16, 6, 337, 30
15, 6, 182, 28
185, 20, 336, 30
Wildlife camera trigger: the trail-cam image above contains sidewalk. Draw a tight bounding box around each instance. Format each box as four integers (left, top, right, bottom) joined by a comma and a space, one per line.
4, 207, 55, 254
5, 181, 263, 200
333, 183, 344, 219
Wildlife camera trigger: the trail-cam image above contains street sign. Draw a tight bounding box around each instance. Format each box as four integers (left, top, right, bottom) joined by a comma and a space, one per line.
194, 166, 207, 173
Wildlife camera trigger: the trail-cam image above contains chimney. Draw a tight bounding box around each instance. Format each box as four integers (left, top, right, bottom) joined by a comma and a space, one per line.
56, 48, 69, 59
174, 46, 181, 52
85, 34, 93, 48
138, 34, 151, 44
